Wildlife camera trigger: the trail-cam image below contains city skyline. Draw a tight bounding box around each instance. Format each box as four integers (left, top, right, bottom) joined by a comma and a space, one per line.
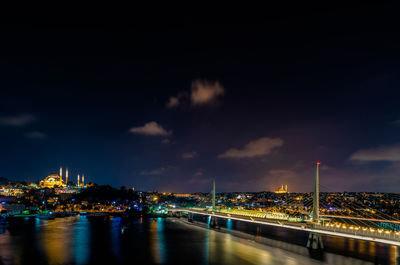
1, 7, 400, 193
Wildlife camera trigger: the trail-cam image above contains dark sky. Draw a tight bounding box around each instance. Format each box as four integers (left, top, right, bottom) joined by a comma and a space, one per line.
1, 5, 400, 192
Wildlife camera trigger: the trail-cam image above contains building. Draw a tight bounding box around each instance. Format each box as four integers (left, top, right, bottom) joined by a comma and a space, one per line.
275, 185, 288, 194
39, 167, 67, 188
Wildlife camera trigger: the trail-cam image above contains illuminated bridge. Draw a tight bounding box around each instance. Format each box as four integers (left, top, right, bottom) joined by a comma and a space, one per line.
169, 163, 400, 249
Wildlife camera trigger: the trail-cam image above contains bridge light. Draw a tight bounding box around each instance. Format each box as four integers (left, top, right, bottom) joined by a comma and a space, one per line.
378, 229, 383, 233
395, 232, 400, 236
362, 228, 367, 231
370, 228, 375, 232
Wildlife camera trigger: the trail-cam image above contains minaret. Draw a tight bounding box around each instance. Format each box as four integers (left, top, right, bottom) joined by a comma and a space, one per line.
66, 168, 69, 186
77, 174, 80, 187
82, 174, 85, 187
60, 167, 63, 182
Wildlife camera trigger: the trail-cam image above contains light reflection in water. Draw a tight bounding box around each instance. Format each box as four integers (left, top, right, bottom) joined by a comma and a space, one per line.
40, 218, 74, 265
149, 218, 166, 264
0, 229, 12, 265
204, 229, 209, 265
73, 216, 90, 265
368, 242, 376, 257
111, 217, 122, 259
226, 219, 233, 231
390, 245, 398, 265
349, 238, 355, 252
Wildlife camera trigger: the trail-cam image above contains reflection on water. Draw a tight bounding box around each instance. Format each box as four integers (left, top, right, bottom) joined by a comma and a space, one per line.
0, 216, 396, 264
40, 218, 74, 264
149, 218, 167, 264
74, 216, 89, 265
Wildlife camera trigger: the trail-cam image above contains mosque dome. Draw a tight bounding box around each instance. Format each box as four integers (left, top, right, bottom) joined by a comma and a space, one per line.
40, 172, 66, 188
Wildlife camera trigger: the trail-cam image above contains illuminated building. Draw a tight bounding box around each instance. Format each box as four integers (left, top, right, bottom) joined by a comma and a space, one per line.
66, 168, 68, 185
275, 184, 288, 194
40, 167, 67, 188
76, 174, 87, 188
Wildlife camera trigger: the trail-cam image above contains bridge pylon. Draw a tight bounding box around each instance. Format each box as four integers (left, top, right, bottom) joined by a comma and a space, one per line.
212, 179, 216, 211
307, 162, 323, 250
312, 162, 320, 224
210, 179, 219, 228
188, 212, 193, 222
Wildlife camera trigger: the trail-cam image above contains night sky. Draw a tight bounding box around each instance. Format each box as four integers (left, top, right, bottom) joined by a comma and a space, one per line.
1, 6, 400, 193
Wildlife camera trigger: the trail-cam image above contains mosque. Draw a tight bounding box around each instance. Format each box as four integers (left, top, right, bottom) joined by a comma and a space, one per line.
40, 167, 86, 188
274, 184, 288, 194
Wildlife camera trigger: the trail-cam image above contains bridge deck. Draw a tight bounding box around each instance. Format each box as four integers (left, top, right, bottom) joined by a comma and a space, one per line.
170, 208, 400, 246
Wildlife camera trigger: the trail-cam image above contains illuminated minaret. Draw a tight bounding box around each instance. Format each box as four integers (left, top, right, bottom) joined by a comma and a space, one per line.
82, 174, 85, 187
60, 167, 63, 182
66, 168, 69, 185
77, 174, 80, 187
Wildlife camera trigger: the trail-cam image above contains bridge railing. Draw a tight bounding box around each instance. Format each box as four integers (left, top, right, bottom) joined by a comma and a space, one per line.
315, 223, 400, 241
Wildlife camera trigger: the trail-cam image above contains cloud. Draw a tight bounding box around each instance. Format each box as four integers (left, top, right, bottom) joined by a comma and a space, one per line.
129, 121, 172, 136
161, 138, 170, 144
182, 151, 197, 159
349, 144, 400, 161
392, 118, 400, 126
218, 137, 284, 158
165, 80, 224, 108
166, 96, 179, 108
191, 80, 224, 105
0, 114, 36, 127
25, 131, 46, 139
140, 167, 167, 175
193, 171, 204, 177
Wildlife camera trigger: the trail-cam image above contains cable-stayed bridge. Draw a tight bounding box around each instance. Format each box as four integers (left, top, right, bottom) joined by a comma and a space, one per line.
169, 162, 400, 249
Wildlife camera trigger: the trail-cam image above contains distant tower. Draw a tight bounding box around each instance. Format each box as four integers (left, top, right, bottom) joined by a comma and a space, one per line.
285, 185, 288, 192
77, 174, 80, 187
82, 174, 85, 187
212, 179, 216, 211
66, 168, 69, 185
60, 167, 63, 182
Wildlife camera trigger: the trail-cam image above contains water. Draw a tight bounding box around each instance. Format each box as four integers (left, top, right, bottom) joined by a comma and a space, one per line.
0, 216, 395, 265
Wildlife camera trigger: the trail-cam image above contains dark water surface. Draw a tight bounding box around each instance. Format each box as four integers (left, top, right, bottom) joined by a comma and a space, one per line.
0, 216, 396, 265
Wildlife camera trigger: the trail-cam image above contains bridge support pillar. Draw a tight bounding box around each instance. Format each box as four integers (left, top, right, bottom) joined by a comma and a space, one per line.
307, 232, 323, 250
210, 216, 219, 228
188, 212, 193, 222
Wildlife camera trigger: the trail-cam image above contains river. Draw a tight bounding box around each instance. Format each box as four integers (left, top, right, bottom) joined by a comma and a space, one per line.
0, 215, 396, 264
